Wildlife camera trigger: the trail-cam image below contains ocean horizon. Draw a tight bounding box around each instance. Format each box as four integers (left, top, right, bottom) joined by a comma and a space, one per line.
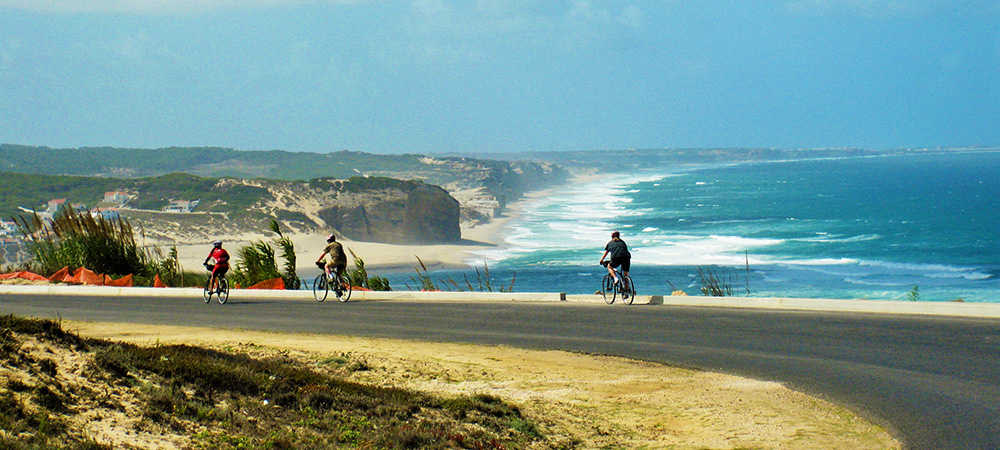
385, 151, 999, 303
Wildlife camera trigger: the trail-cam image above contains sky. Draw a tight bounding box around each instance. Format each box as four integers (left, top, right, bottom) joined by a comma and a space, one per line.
0, 0, 998, 154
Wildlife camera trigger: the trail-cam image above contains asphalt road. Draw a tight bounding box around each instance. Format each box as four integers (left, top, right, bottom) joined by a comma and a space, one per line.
2, 293, 999, 449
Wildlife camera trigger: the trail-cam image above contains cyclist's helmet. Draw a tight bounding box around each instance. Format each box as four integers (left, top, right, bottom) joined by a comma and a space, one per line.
326, 233, 336, 243
212, 240, 223, 247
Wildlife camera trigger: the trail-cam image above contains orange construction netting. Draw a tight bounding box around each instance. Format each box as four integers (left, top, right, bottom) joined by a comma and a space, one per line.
246, 278, 285, 290
0, 271, 49, 282
2, 266, 134, 286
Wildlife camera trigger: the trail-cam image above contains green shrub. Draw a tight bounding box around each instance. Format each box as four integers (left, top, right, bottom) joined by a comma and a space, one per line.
15, 208, 151, 277
230, 219, 301, 289
346, 249, 391, 291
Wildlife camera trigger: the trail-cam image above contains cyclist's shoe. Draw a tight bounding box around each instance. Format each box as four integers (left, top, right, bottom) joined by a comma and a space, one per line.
335, 289, 343, 299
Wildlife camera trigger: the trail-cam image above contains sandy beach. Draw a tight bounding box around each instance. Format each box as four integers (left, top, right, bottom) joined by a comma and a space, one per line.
169, 190, 535, 276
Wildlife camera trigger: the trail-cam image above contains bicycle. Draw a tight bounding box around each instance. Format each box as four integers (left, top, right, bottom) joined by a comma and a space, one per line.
600, 261, 635, 305
203, 264, 230, 304
313, 261, 352, 302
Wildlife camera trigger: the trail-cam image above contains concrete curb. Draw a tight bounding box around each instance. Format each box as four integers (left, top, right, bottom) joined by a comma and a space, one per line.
1, 284, 998, 318
0, 284, 566, 303
655, 295, 1000, 318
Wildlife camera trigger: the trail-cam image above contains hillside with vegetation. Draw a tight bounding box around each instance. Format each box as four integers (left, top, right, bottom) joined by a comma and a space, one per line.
0, 144, 569, 220
2, 172, 461, 244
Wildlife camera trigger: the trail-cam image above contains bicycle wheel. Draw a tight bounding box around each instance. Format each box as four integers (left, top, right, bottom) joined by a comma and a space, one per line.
601, 276, 616, 304
337, 277, 352, 302
313, 274, 328, 302
203, 278, 213, 303
622, 275, 635, 305
217, 278, 229, 304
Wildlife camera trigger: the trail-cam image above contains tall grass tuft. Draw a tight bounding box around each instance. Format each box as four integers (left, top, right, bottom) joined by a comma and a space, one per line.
14, 206, 153, 277
697, 266, 735, 297
229, 219, 302, 288
409, 258, 514, 292
231, 241, 281, 288
410, 256, 439, 291
346, 249, 391, 291
269, 219, 300, 290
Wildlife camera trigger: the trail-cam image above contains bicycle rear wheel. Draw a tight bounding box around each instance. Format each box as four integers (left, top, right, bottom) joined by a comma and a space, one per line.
217, 278, 229, 304
337, 278, 352, 302
601, 276, 616, 304
622, 276, 635, 305
203, 278, 213, 303
313, 274, 328, 302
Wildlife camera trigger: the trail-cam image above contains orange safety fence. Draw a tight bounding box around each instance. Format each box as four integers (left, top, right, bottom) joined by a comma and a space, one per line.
47, 266, 71, 282
0, 271, 49, 281
2, 266, 134, 286
106, 274, 134, 287
246, 278, 285, 290
153, 274, 166, 288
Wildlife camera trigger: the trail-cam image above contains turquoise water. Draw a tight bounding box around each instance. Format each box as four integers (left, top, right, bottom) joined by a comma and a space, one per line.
387, 151, 1000, 302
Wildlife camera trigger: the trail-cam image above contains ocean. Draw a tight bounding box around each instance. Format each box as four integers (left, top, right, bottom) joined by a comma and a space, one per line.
385, 151, 1000, 303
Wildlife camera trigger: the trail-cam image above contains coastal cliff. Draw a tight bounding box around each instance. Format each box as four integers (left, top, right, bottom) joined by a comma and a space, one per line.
0, 144, 570, 229
1, 172, 463, 244
314, 178, 460, 243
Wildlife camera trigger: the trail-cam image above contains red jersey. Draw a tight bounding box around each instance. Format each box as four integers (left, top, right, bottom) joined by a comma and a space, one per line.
208, 248, 230, 267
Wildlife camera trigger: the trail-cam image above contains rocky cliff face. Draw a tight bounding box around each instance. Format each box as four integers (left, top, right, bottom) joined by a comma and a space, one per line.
313, 179, 460, 243
123, 176, 463, 244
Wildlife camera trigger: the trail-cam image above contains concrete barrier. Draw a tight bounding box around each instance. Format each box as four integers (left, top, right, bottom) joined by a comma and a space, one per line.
0, 284, 565, 303
1, 284, 998, 318
657, 295, 1000, 319
564, 294, 662, 305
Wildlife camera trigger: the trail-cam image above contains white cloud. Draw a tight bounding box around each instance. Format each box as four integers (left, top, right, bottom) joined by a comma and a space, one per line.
0, 0, 365, 15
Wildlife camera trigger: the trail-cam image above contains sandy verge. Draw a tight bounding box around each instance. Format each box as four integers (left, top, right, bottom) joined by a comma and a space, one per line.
66, 321, 899, 449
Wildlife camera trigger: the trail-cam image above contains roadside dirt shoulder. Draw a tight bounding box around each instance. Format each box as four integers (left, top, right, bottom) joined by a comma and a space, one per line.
68, 321, 899, 449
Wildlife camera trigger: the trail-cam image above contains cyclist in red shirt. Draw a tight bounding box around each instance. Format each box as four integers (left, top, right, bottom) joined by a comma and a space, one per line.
203, 240, 230, 293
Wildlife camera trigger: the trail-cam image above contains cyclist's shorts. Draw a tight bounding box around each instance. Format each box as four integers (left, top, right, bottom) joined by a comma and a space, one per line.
325, 261, 346, 276
609, 257, 630, 272
212, 263, 229, 278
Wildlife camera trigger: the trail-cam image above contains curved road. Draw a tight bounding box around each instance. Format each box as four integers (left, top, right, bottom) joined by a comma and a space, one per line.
2, 294, 999, 449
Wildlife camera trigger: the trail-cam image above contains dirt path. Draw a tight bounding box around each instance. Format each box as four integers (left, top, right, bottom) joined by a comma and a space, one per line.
68, 320, 899, 449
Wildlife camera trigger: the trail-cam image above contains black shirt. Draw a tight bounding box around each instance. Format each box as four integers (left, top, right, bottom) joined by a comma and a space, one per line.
605, 239, 631, 259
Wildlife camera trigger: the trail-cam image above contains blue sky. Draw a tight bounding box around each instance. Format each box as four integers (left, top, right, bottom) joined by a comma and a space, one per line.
1, 0, 997, 154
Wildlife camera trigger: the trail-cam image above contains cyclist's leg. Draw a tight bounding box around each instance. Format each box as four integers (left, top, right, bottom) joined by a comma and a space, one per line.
621, 259, 632, 292
215, 266, 229, 292
208, 270, 218, 291
324, 261, 334, 280
609, 258, 622, 284
334, 263, 347, 293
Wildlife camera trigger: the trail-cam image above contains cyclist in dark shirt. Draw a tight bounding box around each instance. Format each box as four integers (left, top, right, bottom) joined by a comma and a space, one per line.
599, 231, 631, 290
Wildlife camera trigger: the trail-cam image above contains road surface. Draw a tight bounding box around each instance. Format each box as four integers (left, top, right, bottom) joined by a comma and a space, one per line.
2, 293, 998, 449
